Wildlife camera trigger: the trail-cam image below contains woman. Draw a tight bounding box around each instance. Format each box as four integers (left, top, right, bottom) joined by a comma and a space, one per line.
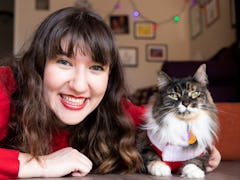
0, 6, 220, 179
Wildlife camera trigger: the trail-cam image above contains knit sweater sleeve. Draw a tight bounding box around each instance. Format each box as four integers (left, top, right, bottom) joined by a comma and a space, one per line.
0, 148, 19, 179
122, 99, 146, 127
0, 66, 20, 179
0, 66, 16, 140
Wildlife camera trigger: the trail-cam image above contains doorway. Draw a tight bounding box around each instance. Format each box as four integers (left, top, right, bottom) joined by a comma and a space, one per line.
0, 0, 14, 57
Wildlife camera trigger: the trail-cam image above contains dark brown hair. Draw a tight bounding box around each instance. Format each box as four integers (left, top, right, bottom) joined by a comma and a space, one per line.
2, 7, 142, 173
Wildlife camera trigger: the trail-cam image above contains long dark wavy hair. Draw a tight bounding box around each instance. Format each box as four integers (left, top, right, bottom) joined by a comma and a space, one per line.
1, 7, 142, 173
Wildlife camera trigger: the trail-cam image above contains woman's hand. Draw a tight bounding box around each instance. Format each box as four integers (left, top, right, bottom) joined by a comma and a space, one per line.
206, 146, 221, 172
18, 147, 92, 178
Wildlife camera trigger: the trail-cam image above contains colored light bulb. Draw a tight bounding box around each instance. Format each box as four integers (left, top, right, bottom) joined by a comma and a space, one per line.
133, 10, 140, 17
174, 15, 180, 22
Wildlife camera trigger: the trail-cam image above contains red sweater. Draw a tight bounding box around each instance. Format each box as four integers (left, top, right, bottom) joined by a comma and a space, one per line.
0, 67, 146, 179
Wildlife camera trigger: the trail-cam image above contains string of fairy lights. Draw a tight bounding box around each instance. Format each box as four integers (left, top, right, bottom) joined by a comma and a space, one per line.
107, 0, 204, 25
76, 0, 204, 28
118, 0, 187, 24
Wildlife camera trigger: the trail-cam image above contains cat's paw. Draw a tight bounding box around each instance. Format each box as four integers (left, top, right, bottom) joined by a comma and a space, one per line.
181, 164, 205, 178
147, 160, 171, 176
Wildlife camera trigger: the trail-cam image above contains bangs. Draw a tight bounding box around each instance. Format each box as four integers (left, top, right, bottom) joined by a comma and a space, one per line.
45, 9, 115, 66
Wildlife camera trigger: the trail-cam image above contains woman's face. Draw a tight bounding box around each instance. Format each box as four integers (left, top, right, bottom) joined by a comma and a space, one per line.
43, 46, 109, 125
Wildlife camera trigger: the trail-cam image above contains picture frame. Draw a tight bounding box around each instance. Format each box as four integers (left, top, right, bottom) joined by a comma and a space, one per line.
189, 4, 203, 39
134, 21, 156, 39
146, 44, 167, 62
205, 0, 220, 27
110, 15, 129, 34
35, 0, 49, 10
230, 0, 236, 28
119, 47, 138, 67
198, 0, 210, 7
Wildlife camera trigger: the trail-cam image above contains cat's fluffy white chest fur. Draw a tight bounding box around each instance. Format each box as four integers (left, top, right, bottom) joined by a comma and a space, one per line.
144, 107, 216, 161
144, 106, 216, 149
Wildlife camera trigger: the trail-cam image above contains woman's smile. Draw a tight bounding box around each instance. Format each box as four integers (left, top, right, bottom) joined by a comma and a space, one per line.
60, 94, 89, 110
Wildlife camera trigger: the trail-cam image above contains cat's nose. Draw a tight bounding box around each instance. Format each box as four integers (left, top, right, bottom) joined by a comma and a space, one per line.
182, 100, 190, 107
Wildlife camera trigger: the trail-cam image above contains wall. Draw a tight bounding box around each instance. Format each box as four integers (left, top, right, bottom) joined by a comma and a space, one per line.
190, 0, 236, 60
14, 0, 236, 93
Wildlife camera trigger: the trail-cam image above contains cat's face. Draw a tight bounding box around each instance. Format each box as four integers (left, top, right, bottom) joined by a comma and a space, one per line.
152, 64, 215, 122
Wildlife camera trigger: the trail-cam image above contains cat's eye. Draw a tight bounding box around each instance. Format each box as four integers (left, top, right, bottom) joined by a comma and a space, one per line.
168, 93, 178, 100
190, 91, 200, 99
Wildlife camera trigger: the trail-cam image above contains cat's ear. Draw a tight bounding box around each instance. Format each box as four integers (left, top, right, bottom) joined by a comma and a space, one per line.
157, 70, 171, 89
193, 64, 208, 86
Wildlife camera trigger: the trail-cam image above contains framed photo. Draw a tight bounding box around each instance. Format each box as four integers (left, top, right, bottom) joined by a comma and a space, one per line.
119, 47, 138, 67
189, 4, 203, 39
35, 0, 49, 10
205, 0, 220, 27
230, 0, 236, 28
146, 44, 167, 62
198, 0, 210, 6
110, 15, 129, 34
134, 21, 156, 39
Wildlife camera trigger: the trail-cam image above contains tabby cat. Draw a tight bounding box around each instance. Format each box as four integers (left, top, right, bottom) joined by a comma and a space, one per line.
136, 64, 219, 178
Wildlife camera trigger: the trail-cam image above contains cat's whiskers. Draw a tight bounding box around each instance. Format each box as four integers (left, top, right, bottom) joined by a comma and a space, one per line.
152, 105, 175, 122
199, 104, 217, 112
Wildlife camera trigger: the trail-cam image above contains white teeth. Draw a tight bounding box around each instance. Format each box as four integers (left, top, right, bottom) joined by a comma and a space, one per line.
62, 95, 85, 105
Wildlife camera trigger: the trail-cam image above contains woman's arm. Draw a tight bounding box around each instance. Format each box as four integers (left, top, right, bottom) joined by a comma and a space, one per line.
18, 147, 92, 178
0, 68, 20, 179
0, 148, 20, 179
206, 146, 221, 172
122, 99, 146, 127
0, 147, 92, 178
0, 66, 16, 140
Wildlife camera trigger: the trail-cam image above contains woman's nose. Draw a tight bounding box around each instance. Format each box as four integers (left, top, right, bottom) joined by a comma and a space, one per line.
69, 69, 88, 92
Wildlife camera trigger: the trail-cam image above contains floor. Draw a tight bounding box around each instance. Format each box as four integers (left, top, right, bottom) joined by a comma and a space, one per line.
26, 160, 240, 180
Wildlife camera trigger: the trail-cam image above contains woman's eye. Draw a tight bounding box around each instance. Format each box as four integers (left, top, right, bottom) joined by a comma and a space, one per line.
56, 59, 71, 66
168, 93, 178, 100
191, 91, 200, 99
90, 65, 104, 71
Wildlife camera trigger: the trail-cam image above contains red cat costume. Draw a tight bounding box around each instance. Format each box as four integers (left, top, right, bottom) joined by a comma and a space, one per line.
147, 128, 206, 172
0, 66, 146, 179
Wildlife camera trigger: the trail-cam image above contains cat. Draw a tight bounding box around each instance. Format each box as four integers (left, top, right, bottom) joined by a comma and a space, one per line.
136, 64, 219, 178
